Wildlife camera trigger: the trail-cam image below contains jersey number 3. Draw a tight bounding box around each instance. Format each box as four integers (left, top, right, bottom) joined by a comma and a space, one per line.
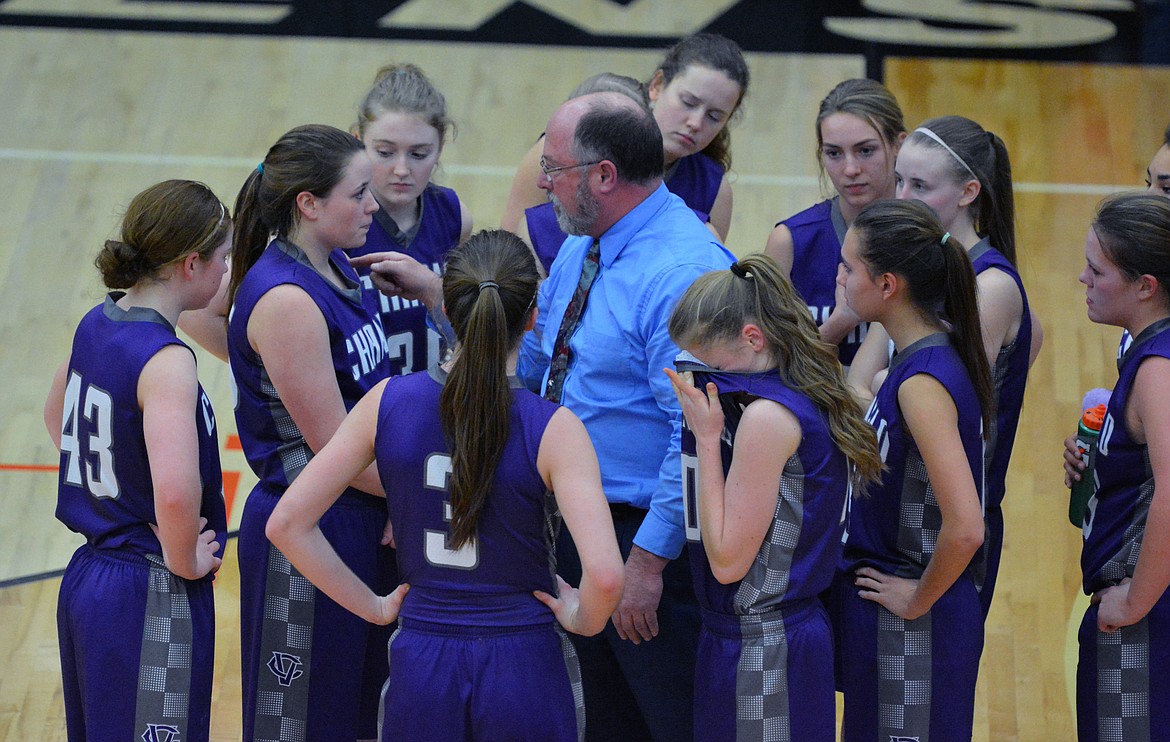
60, 371, 120, 500
423, 453, 479, 570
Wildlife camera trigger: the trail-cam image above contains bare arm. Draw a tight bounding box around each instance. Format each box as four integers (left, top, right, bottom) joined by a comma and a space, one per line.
856, 374, 985, 619
818, 272, 862, 347
763, 223, 795, 276
348, 251, 443, 311
1029, 309, 1044, 368
248, 285, 384, 496
177, 270, 231, 363
500, 137, 546, 232
44, 359, 69, 449
533, 407, 625, 636
666, 370, 793, 583
846, 323, 892, 406
1097, 355, 1170, 630
267, 381, 408, 625
975, 267, 1024, 368
456, 197, 473, 244
511, 215, 547, 280
141, 345, 222, 580
707, 174, 733, 242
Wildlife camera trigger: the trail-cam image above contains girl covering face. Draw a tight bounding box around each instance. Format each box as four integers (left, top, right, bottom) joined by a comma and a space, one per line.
664, 253, 880, 742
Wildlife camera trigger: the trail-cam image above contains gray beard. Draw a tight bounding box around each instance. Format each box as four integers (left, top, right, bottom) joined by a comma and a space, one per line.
551, 178, 600, 236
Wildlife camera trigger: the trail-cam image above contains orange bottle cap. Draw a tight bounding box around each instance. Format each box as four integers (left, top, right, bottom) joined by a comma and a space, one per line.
1082, 403, 1106, 430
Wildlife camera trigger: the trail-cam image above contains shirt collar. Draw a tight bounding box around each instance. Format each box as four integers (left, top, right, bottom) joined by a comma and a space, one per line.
596, 181, 670, 268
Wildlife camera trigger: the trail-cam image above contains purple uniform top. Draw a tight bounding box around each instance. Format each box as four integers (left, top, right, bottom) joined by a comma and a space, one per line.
779, 198, 866, 365
664, 151, 723, 224
677, 361, 850, 614
228, 239, 390, 498
56, 294, 226, 562
375, 369, 561, 627
970, 238, 1031, 512
844, 333, 985, 580
349, 185, 463, 376
525, 152, 721, 274
1081, 318, 1170, 594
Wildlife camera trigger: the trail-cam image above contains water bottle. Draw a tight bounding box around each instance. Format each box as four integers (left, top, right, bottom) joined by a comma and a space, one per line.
1068, 403, 1106, 527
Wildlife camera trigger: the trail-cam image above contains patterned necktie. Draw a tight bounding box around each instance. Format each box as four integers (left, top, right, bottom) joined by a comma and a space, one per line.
544, 238, 601, 403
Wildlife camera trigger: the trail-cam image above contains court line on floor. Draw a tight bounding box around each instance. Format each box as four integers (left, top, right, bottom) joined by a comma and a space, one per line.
0, 147, 1136, 195
0, 463, 58, 472
0, 531, 241, 590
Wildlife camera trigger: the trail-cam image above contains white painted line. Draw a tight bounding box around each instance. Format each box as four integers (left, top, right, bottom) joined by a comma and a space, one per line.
0, 147, 1138, 195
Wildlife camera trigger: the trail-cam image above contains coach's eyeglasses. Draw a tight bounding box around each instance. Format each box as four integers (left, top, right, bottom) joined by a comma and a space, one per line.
539, 156, 602, 178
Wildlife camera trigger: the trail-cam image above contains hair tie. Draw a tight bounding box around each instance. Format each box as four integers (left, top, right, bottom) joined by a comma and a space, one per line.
914, 127, 978, 182
478, 280, 499, 292
256, 162, 264, 174
941, 232, 951, 246
729, 262, 753, 280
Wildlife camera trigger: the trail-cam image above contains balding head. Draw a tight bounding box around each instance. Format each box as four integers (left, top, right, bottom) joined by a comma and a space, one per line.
547, 92, 663, 186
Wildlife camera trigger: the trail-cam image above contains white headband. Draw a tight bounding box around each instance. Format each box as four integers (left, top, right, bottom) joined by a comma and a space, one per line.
914, 127, 978, 182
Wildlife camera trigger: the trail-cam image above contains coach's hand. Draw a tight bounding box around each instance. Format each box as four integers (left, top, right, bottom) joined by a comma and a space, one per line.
612, 545, 666, 644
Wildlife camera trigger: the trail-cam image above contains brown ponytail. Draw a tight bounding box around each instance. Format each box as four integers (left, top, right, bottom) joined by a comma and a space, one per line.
438, 230, 540, 548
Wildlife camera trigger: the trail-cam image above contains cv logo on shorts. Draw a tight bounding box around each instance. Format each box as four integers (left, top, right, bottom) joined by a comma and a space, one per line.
141, 723, 180, 742
889, 737, 921, 742
267, 651, 305, 686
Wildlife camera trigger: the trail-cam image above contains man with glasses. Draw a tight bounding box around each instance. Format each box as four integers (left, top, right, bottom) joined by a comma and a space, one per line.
518, 91, 734, 742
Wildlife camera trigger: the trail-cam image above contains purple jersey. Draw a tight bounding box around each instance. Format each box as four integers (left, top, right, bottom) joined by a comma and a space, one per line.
56, 294, 226, 560
229, 240, 391, 497
1076, 318, 1170, 742
843, 333, 985, 580
525, 201, 565, 275
350, 185, 463, 376
970, 238, 1031, 512
1082, 318, 1170, 594
524, 152, 721, 273
677, 361, 850, 613
375, 369, 561, 627
665, 151, 723, 224
780, 198, 866, 365
970, 238, 1032, 614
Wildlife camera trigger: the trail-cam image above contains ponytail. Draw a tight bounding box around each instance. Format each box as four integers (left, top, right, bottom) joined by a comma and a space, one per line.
228, 125, 366, 310
908, 116, 1017, 267
229, 168, 267, 308
940, 233, 995, 429
984, 131, 1017, 266
438, 230, 540, 548
853, 199, 994, 429
669, 254, 882, 492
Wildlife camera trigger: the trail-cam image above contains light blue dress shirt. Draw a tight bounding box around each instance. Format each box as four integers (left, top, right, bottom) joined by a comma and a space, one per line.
518, 183, 735, 558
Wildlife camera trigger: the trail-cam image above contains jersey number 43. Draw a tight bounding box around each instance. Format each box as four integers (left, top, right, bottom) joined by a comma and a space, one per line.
60, 371, 120, 500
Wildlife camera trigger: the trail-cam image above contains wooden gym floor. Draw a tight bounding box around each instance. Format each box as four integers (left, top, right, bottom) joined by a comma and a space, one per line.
0, 10, 1164, 740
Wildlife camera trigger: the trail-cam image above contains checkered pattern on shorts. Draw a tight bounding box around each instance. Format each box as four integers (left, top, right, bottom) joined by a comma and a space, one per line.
133, 555, 193, 742
253, 544, 316, 742
877, 607, 932, 741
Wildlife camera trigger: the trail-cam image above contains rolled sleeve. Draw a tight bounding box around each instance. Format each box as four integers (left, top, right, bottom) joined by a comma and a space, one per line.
632, 260, 730, 559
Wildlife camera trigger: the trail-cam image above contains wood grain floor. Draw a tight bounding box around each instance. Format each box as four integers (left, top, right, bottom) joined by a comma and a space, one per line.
0, 21, 1163, 741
